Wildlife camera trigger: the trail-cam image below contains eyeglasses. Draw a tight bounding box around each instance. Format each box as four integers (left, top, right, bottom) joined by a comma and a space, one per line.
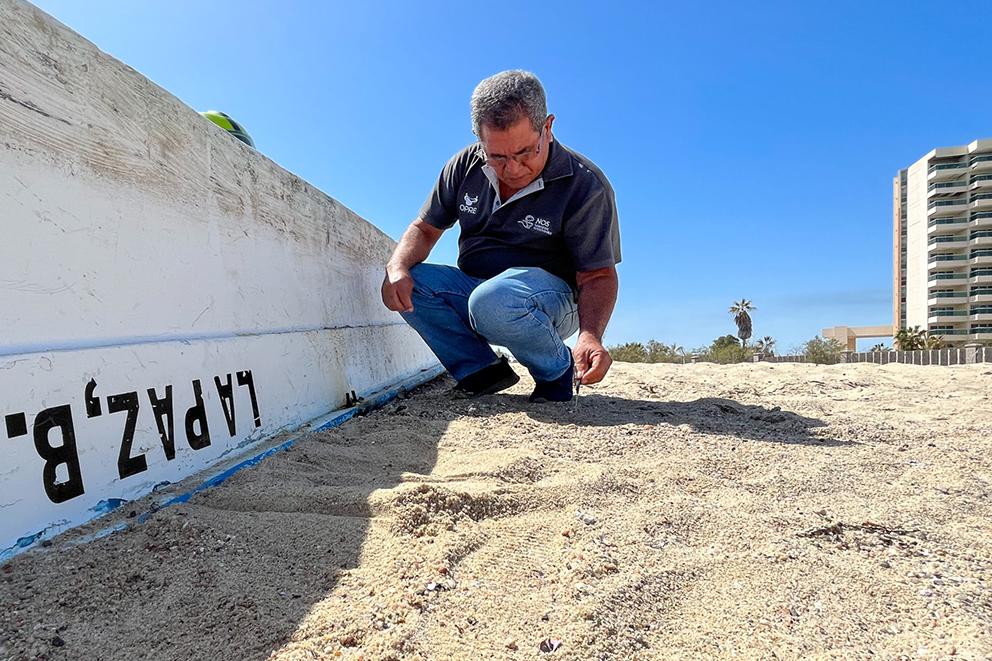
482, 123, 547, 167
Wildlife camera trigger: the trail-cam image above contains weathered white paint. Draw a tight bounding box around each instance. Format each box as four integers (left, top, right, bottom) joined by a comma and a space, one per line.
0, 0, 438, 555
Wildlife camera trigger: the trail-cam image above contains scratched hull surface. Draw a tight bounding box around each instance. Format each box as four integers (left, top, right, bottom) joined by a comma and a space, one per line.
0, 0, 437, 555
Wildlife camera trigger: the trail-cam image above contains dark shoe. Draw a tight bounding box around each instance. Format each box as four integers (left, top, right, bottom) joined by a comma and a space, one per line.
448, 357, 520, 399
529, 357, 574, 403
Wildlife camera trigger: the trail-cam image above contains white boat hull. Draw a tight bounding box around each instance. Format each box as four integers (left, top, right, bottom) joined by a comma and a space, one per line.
0, 0, 438, 556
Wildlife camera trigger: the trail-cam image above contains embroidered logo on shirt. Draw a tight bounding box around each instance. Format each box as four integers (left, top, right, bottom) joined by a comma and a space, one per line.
518, 214, 552, 235
459, 193, 479, 215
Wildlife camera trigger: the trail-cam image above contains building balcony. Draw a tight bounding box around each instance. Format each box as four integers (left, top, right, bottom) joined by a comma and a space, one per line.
928, 180, 969, 196
971, 275, 992, 285
928, 217, 969, 235
928, 162, 969, 180
971, 155, 992, 172
971, 235, 992, 247
972, 328, 992, 339
928, 310, 969, 323
929, 328, 969, 337
927, 199, 969, 217
971, 313, 992, 322
928, 237, 969, 250
927, 292, 969, 306
971, 254, 992, 266
929, 273, 970, 286
971, 196, 992, 210
971, 294, 992, 304
928, 255, 968, 271
972, 175, 992, 190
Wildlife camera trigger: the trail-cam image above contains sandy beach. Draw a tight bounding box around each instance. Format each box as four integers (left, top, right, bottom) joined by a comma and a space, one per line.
2, 361, 991, 660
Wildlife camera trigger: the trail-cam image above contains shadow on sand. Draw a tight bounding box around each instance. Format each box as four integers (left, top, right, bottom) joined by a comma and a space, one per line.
0, 379, 848, 660
0, 378, 451, 661
487, 393, 852, 448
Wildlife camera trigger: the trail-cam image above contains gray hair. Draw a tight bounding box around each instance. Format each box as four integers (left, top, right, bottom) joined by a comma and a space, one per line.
470, 70, 547, 137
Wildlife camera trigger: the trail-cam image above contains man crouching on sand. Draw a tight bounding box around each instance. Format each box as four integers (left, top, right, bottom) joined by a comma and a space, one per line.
381, 70, 621, 403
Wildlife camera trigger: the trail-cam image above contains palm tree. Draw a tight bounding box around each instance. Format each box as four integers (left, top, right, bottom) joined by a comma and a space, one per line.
894, 326, 926, 350
870, 343, 888, 352
729, 299, 755, 347
894, 327, 910, 350
757, 335, 776, 356
924, 333, 944, 350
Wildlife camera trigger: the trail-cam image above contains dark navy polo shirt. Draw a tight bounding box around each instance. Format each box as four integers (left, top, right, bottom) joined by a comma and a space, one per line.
417, 140, 621, 289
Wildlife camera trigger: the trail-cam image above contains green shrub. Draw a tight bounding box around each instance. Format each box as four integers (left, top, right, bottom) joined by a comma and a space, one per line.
705, 344, 753, 364
709, 335, 742, 351
608, 340, 692, 364
609, 342, 649, 363
608, 335, 759, 365
801, 336, 845, 364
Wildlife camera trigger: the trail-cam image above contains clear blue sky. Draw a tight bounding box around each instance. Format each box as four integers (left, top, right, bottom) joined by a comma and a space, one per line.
32, 0, 992, 352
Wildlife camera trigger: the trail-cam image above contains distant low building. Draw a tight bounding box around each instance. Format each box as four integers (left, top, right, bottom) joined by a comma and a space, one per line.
822, 325, 893, 351
895, 139, 992, 345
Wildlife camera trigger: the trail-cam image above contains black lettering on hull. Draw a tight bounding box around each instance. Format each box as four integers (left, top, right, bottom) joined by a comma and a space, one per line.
33, 405, 85, 503
108, 392, 146, 479
147, 385, 176, 460
214, 374, 237, 437
185, 379, 211, 450
237, 370, 261, 428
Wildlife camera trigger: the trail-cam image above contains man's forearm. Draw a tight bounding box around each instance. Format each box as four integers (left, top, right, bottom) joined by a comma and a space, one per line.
387, 220, 443, 273
575, 267, 618, 341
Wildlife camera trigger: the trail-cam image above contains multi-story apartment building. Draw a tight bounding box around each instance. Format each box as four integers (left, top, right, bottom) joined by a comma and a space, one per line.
895, 139, 992, 344
893, 169, 908, 331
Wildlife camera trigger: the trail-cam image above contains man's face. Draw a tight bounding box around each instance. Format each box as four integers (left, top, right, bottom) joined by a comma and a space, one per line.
479, 115, 554, 190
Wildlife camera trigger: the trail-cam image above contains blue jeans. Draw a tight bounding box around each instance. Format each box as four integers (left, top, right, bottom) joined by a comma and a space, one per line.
400, 264, 579, 383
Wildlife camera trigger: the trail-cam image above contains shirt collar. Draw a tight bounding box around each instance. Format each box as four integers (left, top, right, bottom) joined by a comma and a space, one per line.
481, 166, 545, 210
540, 139, 574, 182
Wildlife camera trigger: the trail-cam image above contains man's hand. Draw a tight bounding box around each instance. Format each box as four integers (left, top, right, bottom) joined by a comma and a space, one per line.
380, 219, 445, 313
381, 267, 414, 313
573, 265, 618, 385
573, 331, 613, 385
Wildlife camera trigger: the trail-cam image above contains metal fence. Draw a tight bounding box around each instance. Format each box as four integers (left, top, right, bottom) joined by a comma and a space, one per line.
762, 346, 990, 366
767, 354, 810, 363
